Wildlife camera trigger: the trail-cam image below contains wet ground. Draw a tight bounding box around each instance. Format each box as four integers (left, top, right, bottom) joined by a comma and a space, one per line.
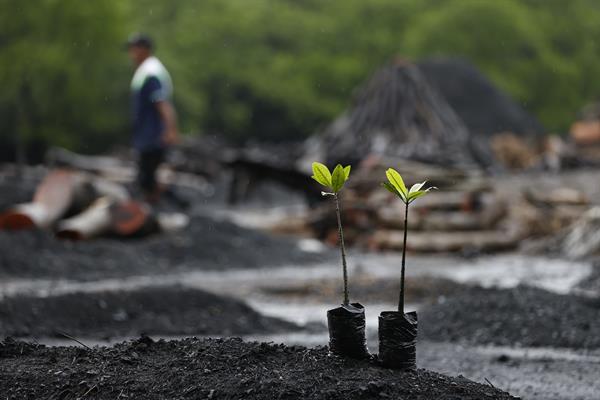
0, 337, 517, 400
2, 172, 600, 399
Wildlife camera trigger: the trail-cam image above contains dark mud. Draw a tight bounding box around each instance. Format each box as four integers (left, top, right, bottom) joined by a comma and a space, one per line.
0, 214, 324, 281
0, 286, 298, 340
420, 285, 600, 349
0, 337, 517, 399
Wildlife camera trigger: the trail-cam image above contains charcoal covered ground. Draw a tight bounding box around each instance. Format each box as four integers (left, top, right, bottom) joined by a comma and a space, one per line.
420, 285, 600, 349
0, 286, 298, 340
0, 215, 324, 281
0, 336, 517, 400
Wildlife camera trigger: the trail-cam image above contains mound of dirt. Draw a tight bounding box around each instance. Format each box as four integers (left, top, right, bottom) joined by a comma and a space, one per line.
0, 336, 517, 399
420, 285, 600, 349
0, 214, 324, 280
0, 286, 298, 340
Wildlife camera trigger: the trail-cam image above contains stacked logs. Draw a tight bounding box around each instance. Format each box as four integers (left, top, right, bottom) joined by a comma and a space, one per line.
272, 158, 592, 255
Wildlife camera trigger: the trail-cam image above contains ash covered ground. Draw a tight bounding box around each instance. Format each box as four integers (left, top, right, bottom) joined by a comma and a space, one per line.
2, 172, 600, 399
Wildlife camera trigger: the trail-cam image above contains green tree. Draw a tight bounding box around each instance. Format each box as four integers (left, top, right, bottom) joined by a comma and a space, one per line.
0, 0, 129, 157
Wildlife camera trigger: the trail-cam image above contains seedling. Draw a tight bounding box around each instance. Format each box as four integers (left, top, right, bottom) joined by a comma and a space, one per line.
311, 162, 352, 305
383, 167, 435, 313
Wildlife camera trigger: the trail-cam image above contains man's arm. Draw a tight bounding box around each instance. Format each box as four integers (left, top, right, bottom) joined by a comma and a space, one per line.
156, 100, 178, 145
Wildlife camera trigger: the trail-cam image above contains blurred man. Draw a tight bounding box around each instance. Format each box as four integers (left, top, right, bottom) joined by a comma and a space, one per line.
126, 33, 178, 201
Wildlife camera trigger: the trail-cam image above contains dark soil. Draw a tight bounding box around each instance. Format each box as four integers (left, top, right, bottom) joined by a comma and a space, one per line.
420, 285, 600, 349
0, 214, 324, 281
0, 336, 517, 399
0, 286, 298, 340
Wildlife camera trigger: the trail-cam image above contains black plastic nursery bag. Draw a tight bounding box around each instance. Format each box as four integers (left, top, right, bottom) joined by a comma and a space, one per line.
327, 302, 370, 359
378, 310, 417, 370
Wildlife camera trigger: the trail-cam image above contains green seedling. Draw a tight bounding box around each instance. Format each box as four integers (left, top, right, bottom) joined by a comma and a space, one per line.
311, 162, 352, 306
383, 167, 436, 313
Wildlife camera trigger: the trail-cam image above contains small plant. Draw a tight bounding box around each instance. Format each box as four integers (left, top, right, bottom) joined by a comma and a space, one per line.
311, 162, 352, 305
311, 161, 369, 359
377, 167, 436, 370
382, 167, 436, 313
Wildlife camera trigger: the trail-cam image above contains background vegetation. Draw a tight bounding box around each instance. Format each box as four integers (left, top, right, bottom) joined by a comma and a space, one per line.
2, 0, 600, 156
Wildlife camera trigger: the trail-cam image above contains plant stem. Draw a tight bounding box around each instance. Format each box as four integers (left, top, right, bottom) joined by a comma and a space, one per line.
398, 201, 409, 313
334, 193, 350, 306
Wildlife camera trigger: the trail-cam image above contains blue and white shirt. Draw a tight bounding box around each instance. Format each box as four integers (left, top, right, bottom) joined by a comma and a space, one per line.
130, 56, 173, 151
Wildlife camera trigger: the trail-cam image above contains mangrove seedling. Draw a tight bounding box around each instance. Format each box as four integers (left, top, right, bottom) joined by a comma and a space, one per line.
311, 161, 369, 359
382, 167, 436, 313
378, 167, 435, 370
311, 162, 352, 305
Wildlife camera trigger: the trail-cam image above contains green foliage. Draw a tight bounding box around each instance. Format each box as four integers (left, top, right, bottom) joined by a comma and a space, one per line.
0, 0, 130, 153
402, 0, 600, 133
383, 168, 435, 204
4, 0, 600, 154
311, 162, 350, 193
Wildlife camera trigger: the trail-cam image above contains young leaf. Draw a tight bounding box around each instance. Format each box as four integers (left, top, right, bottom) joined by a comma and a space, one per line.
409, 181, 427, 195
408, 187, 436, 203
331, 164, 346, 192
343, 165, 351, 180
382, 182, 399, 196
311, 162, 332, 188
385, 168, 407, 196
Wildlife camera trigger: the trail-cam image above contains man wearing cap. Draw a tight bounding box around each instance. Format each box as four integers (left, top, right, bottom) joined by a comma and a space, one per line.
127, 33, 178, 201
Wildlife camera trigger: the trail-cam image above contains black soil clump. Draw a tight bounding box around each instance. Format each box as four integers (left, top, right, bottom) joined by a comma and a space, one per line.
0, 214, 324, 280
0, 286, 298, 340
0, 337, 517, 399
421, 285, 600, 349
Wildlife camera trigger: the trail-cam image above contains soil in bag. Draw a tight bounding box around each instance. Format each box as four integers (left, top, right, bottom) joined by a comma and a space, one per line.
327, 302, 370, 359
378, 310, 417, 370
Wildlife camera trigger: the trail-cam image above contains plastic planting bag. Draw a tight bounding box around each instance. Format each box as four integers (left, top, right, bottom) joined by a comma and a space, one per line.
378, 311, 417, 370
327, 303, 370, 359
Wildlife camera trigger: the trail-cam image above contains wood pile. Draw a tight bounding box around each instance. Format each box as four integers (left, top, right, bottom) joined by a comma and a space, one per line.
301, 59, 477, 171
0, 168, 188, 240
271, 158, 593, 255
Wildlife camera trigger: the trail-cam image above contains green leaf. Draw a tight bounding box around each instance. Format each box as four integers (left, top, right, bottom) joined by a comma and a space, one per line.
382, 181, 399, 196
311, 162, 332, 188
407, 186, 437, 203
343, 165, 351, 180
385, 168, 407, 196
331, 164, 347, 192
409, 181, 427, 195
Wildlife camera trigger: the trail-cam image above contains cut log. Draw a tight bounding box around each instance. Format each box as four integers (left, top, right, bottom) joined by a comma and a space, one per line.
110, 200, 158, 237
524, 187, 589, 207
56, 197, 114, 240
561, 207, 600, 259
0, 169, 83, 230
370, 230, 519, 253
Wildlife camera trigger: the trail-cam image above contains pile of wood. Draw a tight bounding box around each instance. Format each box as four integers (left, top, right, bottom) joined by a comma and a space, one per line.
300, 59, 477, 171
272, 158, 593, 254
0, 168, 188, 240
